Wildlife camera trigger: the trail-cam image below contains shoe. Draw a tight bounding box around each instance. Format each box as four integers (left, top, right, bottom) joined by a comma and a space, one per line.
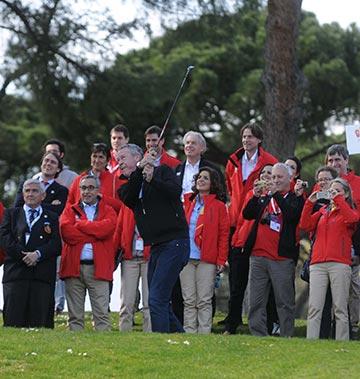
271, 323, 280, 336
223, 330, 231, 335
55, 308, 63, 316
351, 327, 359, 340
217, 317, 228, 326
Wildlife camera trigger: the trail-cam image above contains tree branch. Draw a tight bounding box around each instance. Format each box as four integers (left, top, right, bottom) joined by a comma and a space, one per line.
300, 139, 346, 162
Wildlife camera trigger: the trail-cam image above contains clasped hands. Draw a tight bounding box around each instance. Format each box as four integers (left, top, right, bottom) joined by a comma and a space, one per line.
138, 148, 157, 182
22, 251, 39, 267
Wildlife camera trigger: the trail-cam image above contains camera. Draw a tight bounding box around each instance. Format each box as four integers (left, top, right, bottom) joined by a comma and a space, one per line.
301, 181, 309, 188
316, 191, 331, 200
260, 214, 271, 225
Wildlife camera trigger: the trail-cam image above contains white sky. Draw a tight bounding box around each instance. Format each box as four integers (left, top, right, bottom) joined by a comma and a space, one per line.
107, 0, 360, 52
1, 1, 359, 60
302, 0, 359, 28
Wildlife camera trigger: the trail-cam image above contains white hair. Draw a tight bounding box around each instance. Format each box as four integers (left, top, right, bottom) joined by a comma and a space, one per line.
23, 179, 46, 194
273, 162, 292, 178
183, 131, 207, 153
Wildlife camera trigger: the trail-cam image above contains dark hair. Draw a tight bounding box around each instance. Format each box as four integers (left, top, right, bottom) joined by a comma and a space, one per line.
41, 151, 63, 178
325, 144, 349, 162
315, 165, 338, 181
240, 122, 264, 142
91, 142, 111, 160
110, 124, 129, 139
259, 164, 273, 176
144, 125, 162, 139
286, 156, 302, 179
43, 138, 65, 156
190, 166, 226, 202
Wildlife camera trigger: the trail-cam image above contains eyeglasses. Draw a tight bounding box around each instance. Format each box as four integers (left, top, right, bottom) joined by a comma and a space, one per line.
317, 178, 332, 183
79, 185, 97, 191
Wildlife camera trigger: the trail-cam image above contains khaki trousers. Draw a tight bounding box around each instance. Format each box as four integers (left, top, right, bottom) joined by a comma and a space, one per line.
180, 259, 216, 334
119, 258, 151, 332
349, 265, 360, 331
307, 262, 351, 340
65, 264, 110, 331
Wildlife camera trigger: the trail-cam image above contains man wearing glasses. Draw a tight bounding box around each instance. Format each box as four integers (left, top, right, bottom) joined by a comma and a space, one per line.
60, 175, 117, 331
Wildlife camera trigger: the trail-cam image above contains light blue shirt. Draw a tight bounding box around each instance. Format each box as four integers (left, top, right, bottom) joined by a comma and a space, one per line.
80, 202, 97, 260
189, 196, 204, 260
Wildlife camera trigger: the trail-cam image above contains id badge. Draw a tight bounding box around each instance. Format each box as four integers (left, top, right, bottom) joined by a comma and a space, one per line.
135, 237, 144, 251
269, 215, 281, 233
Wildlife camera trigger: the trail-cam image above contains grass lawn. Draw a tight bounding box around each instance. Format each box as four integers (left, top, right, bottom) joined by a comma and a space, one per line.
0, 312, 359, 378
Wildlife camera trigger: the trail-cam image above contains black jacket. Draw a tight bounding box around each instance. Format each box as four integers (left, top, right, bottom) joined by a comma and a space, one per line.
0, 207, 61, 284
119, 165, 189, 245
174, 158, 227, 201
243, 191, 304, 261
14, 180, 68, 216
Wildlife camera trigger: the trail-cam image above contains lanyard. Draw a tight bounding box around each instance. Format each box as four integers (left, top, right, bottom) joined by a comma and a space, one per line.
270, 192, 288, 215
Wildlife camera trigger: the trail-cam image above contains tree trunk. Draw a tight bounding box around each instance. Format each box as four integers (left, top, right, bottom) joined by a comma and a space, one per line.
262, 0, 306, 160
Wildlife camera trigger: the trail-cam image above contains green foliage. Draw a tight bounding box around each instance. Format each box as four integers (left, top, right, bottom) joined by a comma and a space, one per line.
1, 2, 360, 178
0, 96, 50, 204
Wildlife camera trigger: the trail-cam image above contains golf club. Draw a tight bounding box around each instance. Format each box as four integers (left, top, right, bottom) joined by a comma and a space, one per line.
158, 65, 195, 141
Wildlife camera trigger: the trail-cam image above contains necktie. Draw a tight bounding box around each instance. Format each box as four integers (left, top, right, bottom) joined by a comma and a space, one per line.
29, 209, 38, 224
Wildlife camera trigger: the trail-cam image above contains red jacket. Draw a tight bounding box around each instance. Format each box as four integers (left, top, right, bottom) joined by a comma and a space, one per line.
59, 199, 117, 281
226, 146, 277, 227
67, 170, 122, 213
160, 150, 181, 168
113, 204, 150, 260
231, 190, 255, 248
299, 196, 359, 265
343, 171, 360, 210
107, 150, 118, 173
184, 193, 229, 265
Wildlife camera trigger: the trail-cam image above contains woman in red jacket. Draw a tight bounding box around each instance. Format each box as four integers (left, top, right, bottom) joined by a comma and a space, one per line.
299, 178, 359, 340
181, 166, 229, 334
67, 143, 122, 213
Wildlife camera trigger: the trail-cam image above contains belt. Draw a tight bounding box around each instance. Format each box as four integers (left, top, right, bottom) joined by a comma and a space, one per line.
80, 260, 94, 265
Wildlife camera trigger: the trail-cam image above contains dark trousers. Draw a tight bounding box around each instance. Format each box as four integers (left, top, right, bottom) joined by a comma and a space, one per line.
148, 238, 190, 333
3, 280, 55, 328
266, 285, 279, 334
320, 286, 333, 339
225, 249, 249, 333
171, 278, 184, 325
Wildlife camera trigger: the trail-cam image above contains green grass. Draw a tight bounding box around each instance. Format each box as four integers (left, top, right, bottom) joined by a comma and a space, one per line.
0, 313, 359, 378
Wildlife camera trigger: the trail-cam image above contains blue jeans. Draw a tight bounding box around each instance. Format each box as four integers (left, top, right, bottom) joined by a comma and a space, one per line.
148, 238, 190, 333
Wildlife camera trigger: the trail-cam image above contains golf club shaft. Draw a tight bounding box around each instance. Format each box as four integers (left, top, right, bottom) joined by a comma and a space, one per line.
158, 65, 195, 141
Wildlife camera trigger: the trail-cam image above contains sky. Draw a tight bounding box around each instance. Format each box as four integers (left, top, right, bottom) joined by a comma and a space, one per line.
104, 0, 360, 53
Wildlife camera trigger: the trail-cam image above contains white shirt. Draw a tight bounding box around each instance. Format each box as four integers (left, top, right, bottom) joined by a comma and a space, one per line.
242, 149, 258, 181
23, 204, 42, 230
182, 159, 200, 196
32, 173, 55, 189
80, 202, 98, 260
